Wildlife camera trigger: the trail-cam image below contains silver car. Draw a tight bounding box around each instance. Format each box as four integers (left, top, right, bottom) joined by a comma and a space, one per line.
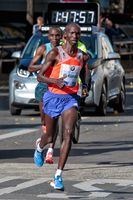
9, 31, 125, 116
9, 33, 49, 115
80, 32, 125, 115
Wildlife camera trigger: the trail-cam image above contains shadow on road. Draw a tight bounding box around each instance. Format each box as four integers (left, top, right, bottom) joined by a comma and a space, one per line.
0, 140, 133, 167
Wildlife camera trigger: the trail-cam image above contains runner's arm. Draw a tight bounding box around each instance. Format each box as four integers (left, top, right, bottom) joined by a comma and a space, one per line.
80, 53, 90, 85
28, 45, 46, 72
80, 53, 90, 96
37, 48, 66, 88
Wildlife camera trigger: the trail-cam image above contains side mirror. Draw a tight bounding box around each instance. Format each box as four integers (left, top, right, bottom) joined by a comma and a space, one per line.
87, 58, 102, 69
106, 52, 120, 60
11, 51, 21, 59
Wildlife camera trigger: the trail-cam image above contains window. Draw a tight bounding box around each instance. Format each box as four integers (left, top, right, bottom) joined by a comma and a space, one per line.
22, 35, 48, 59
101, 36, 113, 59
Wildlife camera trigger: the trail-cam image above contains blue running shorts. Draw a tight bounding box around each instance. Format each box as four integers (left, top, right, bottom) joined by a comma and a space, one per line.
35, 82, 48, 102
43, 91, 80, 118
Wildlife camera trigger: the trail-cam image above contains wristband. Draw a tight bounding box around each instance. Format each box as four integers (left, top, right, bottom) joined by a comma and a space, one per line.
82, 83, 88, 88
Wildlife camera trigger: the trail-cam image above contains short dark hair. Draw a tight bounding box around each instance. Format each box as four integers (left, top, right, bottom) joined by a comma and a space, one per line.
49, 26, 63, 36
65, 23, 81, 32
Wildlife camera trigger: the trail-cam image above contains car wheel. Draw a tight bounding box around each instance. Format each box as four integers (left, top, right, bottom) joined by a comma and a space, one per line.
113, 84, 125, 113
96, 83, 107, 116
10, 105, 21, 115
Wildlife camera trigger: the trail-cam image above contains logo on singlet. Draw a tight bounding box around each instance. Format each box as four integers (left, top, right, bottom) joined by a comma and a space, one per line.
70, 66, 75, 71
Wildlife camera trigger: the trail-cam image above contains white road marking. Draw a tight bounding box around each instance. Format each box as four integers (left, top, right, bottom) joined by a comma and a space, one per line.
38, 193, 68, 199
0, 177, 49, 196
38, 193, 90, 199
0, 176, 133, 198
74, 179, 133, 198
89, 192, 111, 198
0, 176, 21, 183
0, 128, 36, 141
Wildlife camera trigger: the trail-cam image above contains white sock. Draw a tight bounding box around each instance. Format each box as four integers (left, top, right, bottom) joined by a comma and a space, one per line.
55, 169, 62, 177
47, 148, 53, 155
37, 143, 44, 152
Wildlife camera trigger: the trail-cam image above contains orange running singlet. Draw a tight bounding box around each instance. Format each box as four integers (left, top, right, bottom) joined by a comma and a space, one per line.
48, 46, 84, 94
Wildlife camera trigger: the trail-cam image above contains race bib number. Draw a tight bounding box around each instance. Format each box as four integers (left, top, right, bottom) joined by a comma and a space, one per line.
59, 64, 80, 87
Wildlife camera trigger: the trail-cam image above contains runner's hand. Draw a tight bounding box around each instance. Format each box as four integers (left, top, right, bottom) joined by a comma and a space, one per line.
82, 88, 88, 97
56, 75, 67, 88
82, 84, 89, 97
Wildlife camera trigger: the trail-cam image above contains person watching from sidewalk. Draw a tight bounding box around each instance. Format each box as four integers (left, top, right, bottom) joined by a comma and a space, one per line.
34, 22, 90, 190
28, 26, 62, 164
32, 16, 44, 35
105, 17, 123, 45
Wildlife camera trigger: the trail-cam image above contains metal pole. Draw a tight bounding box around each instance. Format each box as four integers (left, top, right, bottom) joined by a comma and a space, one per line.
26, 0, 34, 25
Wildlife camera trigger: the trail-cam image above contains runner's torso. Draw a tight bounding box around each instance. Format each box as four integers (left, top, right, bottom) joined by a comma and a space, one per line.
48, 46, 84, 94
41, 43, 52, 64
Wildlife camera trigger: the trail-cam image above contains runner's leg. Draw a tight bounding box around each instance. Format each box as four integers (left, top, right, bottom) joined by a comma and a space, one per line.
39, 114, 58, 148
52, 107, 77, 189
58, 107, 77, 169
45, 123, 58, 164
34, 114, 57, 167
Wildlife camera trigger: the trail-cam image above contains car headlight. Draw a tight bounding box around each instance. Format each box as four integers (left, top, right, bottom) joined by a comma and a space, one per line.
91, 68, 97, 76
14, 80, 25, 89
17, 68, 30, 78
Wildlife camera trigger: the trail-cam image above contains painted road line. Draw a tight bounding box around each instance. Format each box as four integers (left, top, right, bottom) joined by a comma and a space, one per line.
0, 177, 49, 196
74, 179, 133, 198
38, 193, 90, 199
0, 128, 37, 141
0, 176, 133, 198
0, 176, 21, 184
38, 193, 68, 199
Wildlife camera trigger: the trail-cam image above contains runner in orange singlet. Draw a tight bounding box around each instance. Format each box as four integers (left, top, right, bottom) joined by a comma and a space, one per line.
34, 23, 89, 190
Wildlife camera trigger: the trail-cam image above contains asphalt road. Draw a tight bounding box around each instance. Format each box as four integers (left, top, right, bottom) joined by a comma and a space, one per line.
0, 73, 133, 200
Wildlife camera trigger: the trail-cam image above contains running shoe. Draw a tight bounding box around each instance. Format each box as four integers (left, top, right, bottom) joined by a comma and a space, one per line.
45, 152, 54, 164
36, 138, 41, 146
54, 176, 64, 190
34, 138, 44, 167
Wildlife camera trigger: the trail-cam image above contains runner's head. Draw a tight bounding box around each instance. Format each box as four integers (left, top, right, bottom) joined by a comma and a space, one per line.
64, 23, 81, 46
48, 26, 62, 48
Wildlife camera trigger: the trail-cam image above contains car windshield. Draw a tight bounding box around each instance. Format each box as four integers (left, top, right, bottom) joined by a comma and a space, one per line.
80, 34, 97, 58
22, 34, 49, 59
21, 33, 97, 60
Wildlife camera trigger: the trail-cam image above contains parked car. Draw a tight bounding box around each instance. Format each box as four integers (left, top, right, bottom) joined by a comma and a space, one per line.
80, 31, 125, 115
9, 33, 49, 115
9, 29, 125, 116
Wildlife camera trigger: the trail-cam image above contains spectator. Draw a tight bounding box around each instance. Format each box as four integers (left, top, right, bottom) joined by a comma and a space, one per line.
33, 16, 44, 35
105, 17, 123, 45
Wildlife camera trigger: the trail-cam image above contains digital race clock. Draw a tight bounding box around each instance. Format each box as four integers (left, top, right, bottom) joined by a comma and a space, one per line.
51, 10, 96, 24
47, 3, 100, 26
